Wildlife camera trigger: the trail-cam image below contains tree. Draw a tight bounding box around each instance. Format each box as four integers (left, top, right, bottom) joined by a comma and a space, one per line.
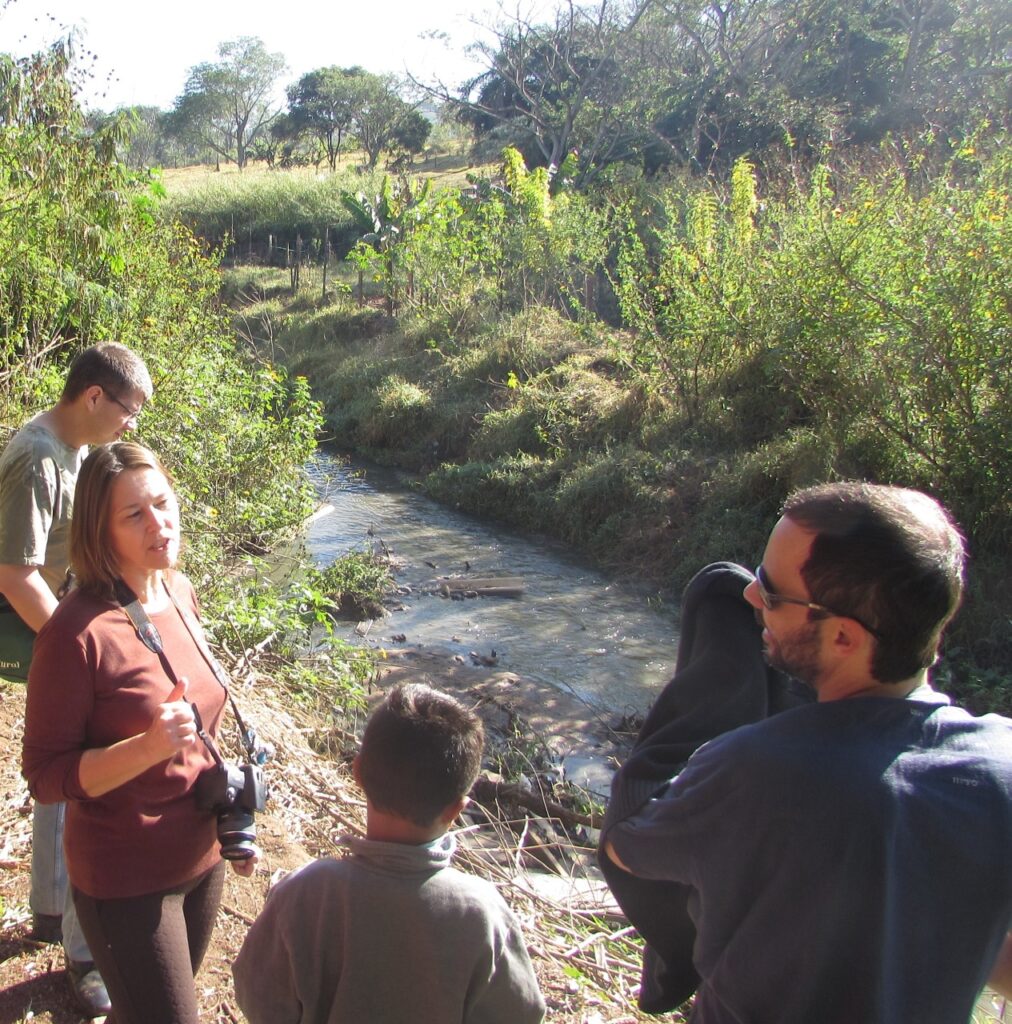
0, 42, 137, 393
390, 107, 433, 163
245, 112, 290, 168
88, 105, 186, 169
286, 67, 427, 171
878, 0, 1011, 135
351, 73, 425, 170
645, 0, 1012, 173
640, 0, 900, 172
168, 37, 286, 170
342, 176, 433, 314
443, 0, 658, 187
287, 66, 367, 171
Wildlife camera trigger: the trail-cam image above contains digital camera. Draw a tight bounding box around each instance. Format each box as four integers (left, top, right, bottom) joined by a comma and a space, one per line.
195, 762, 269, 861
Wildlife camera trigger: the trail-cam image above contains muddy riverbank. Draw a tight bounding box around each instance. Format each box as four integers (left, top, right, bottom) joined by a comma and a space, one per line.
369, 645, 642, 799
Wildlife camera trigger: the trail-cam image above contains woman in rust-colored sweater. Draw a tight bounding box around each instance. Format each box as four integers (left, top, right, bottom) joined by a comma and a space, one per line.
22, 442, 257, 1024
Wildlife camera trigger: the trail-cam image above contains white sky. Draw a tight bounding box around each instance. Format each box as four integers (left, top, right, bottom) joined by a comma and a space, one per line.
0, 0, 532, 111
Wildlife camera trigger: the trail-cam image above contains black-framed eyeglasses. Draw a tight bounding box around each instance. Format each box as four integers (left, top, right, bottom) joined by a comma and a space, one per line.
104, 388, 143, 422
754, 565, 882, 638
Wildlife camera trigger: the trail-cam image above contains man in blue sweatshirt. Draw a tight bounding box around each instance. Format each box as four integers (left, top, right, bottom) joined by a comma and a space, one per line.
601, 481, 1012, 1023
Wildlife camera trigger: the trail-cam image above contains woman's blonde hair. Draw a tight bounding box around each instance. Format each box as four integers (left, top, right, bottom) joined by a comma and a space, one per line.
71, 442, 175, 601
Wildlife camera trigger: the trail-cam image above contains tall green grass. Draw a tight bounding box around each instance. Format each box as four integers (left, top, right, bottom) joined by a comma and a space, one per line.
161, 168, 381, 258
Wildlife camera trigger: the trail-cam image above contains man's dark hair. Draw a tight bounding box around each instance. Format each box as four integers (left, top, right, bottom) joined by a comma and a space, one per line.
783, 481, 966, 683
61, 342, 152, 402
358, 683, 484, 828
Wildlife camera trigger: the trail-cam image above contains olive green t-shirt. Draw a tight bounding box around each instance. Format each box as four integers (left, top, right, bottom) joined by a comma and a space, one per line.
0, 418, 84, 601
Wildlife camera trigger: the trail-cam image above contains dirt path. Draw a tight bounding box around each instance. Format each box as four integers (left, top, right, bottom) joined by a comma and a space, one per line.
0, 655, 658, 1024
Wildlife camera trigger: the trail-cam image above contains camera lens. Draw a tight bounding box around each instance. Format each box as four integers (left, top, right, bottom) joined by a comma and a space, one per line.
217, 807, 257, 861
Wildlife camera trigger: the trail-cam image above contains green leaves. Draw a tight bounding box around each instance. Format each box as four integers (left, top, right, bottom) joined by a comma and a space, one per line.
169, 36, 287, 170
614, 132, 1011, 553
0, 44, 138, 412
1, 45, 325, 587
341, 176, 435, 314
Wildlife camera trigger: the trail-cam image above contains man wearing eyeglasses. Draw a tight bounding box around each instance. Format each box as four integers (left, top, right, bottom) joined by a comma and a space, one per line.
0, 341, 151, 1018
600, 482, 1012, 1023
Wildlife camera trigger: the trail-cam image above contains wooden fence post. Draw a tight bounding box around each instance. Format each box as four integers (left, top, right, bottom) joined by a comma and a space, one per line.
291, 235, 302, 293
322, 226, 329, 300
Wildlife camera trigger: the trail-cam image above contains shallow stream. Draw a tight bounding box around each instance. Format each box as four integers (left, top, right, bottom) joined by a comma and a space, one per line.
305, 451, 679, 721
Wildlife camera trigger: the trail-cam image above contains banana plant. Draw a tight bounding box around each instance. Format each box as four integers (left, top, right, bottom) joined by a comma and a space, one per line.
341, 176, 432, 315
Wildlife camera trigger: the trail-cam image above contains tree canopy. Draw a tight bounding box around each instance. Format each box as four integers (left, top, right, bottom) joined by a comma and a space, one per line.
446, 0, 1010, 179
168, 36, 287, 170
286, 66, 368, 171
449, 0, 656, 187
642, 0, 1011, 173
286, 66, 431, 170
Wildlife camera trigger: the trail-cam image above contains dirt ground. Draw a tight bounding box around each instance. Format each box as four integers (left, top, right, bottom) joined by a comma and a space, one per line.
0, 650, 665, 1024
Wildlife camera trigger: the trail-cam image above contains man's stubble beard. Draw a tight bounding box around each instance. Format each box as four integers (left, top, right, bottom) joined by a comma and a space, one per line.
763, 618, 824, 687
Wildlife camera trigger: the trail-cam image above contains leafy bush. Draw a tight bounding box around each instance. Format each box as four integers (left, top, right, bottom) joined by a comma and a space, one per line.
0, 47, 372, 710
426, 454, 560, 530
343, 149, 612, 330
311, 551, 394, 621
199, 555, 375, 719
613, 139, 1011, 555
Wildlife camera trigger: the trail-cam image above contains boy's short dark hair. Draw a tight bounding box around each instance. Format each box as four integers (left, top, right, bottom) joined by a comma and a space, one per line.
358, 683, 484, 828
62, 342, 152, 402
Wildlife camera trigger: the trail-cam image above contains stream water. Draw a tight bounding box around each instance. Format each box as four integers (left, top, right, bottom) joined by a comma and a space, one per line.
305, 451, 679, 721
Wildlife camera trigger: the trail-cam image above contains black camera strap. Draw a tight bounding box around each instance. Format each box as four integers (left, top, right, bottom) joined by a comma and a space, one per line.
115, 579, 259, 766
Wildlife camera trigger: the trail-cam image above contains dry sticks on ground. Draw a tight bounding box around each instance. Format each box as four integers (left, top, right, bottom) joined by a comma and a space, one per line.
223, 655, 655, 1021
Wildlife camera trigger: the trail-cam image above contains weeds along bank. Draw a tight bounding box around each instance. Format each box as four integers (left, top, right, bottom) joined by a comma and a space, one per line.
0, 48, 373, 716
213, 135, 1011, 716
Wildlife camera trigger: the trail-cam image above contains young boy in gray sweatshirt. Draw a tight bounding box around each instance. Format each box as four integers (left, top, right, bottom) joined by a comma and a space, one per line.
232, 682, 546, 1024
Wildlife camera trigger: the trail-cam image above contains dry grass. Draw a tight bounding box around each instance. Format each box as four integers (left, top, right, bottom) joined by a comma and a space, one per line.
161, 151, 494, 196
0, 649, 661, 1024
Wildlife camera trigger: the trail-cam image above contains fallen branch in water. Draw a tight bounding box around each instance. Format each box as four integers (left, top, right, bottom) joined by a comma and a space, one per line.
471, 775, 603, 830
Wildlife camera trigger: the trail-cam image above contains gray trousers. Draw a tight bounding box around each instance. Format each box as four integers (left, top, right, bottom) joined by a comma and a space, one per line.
30, 800, 93, 962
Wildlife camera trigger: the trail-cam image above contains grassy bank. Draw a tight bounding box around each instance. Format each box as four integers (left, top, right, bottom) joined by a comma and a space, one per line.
177, 132, 1011, 717
224, 256, 1012, 718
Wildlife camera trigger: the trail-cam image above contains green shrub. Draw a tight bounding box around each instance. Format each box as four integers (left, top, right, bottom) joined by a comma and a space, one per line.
0, 50, 373, 712
426, 454, 560, 530
312, 551, 394, 621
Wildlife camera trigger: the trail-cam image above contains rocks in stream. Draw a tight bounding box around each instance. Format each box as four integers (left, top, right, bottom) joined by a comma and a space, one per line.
423, 576, 525, 600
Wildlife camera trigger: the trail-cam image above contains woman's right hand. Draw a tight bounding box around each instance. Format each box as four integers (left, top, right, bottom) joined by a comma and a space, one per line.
78, 677, 201, 798
143, 678, 198, 762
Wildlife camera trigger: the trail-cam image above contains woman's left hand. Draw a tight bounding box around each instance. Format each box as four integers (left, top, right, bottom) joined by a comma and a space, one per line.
230, 844, 261, 877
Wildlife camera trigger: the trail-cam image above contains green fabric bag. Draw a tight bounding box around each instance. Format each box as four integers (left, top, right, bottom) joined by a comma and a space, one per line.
0, 607, 34, 681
